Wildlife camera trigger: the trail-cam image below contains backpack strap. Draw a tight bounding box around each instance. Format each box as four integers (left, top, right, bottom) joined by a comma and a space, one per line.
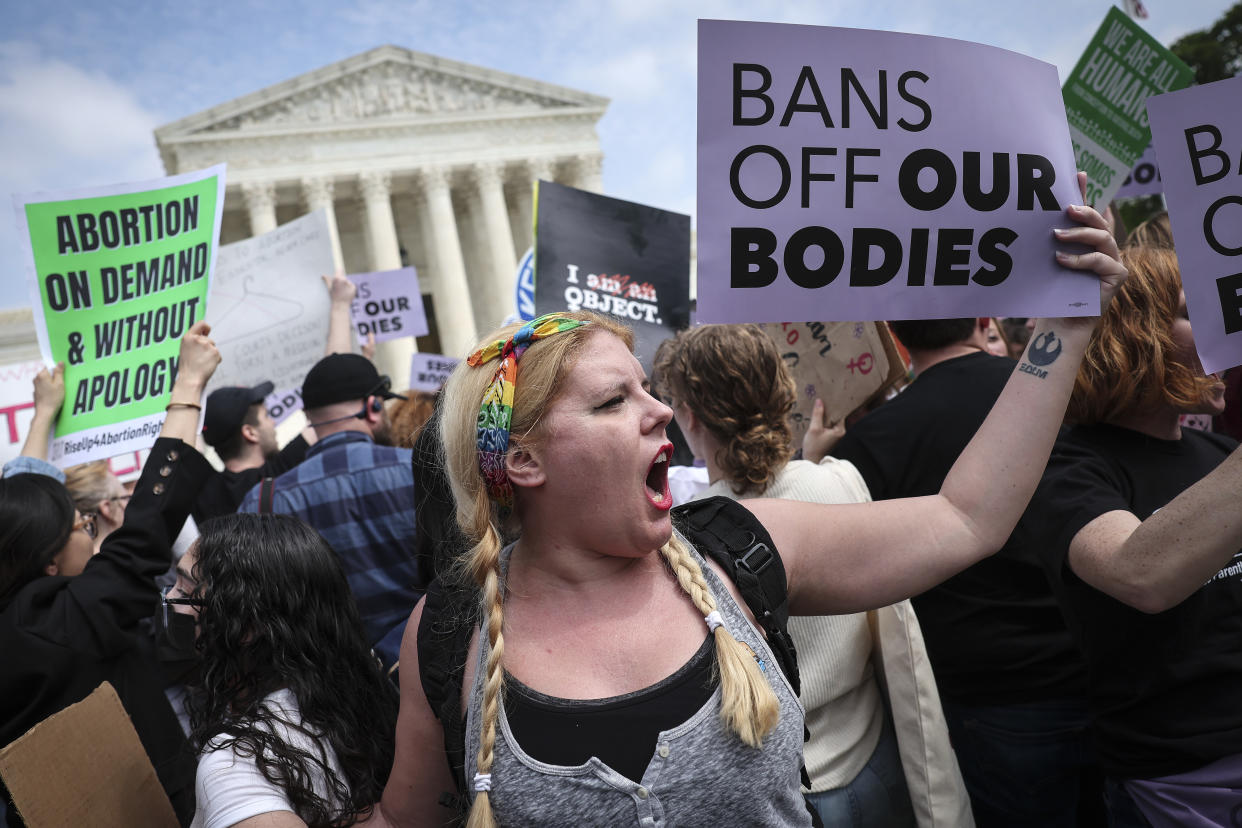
417, 577, 477, 819
671, 496, 801, 696
257, 476, 276, 515
672, 496, 814, 795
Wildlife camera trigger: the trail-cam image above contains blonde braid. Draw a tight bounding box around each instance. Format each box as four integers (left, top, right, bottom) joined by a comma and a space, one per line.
465, 495, 505, 828
660, 535, 780, 747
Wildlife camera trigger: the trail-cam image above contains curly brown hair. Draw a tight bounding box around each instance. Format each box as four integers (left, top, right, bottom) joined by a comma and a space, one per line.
1068, 245, 1220, 424
653, 324, 794, 496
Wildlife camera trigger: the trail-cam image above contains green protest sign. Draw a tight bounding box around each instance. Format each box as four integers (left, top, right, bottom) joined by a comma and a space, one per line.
1062, 6, 1193, 207
15, 165, 226, 466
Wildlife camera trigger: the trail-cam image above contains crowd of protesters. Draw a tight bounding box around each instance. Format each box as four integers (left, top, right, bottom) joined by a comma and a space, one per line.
2, 176, 1242, 828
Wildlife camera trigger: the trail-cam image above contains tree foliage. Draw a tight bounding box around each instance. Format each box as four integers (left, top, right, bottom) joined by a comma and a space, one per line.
1171, 2, 1242, 83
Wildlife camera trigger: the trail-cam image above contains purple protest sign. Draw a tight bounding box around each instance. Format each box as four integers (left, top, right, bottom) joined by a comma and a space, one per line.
1115, 144, 1163, 200
348, 267, 429, 344
264, 386, 304, 426
697, 20, 1096, 323
1148, 76, 1242, 374
408, 353, 459, 393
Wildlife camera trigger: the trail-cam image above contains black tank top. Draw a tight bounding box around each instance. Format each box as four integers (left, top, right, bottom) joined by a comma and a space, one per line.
505, 635, 717, 782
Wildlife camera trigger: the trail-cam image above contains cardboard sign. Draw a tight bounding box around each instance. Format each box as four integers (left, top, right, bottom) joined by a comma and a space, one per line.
697, 20, 1094, 324
0, 682, 178, 828
1148, 76, 1242, 374
13, 166, 226, 466
0, 360, 46, 466
757, 321, 904, 448
409, 352, 459, 393
348, 266, 429, 344
1063, 7, 1193, 207
534, 181, 691, 371
206, 209, 335, 396
1116, 144, 1163, 199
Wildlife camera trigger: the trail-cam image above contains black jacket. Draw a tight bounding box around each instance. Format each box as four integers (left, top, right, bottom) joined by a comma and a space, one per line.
1, 438, 211, 825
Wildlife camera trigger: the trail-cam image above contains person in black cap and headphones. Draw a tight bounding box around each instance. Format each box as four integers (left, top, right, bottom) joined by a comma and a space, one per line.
192, 381, 316, 524
237, 353, 421, 668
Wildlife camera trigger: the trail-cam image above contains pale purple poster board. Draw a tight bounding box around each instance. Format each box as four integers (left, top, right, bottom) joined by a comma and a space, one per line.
347, 267, 429, 344
264, 385, 304, 426
1115, 144, 1163, 200
697, 19, 1096, 323
1148, 76, 1242, 374
408, 353, 459, 393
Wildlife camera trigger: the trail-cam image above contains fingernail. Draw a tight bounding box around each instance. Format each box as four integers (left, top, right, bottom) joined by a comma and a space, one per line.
1053, 228, 1067, 237
1055, 251, 1070, 261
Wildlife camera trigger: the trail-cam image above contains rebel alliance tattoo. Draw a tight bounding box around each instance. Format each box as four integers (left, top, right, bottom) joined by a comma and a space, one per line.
1018, 331, 1063, 379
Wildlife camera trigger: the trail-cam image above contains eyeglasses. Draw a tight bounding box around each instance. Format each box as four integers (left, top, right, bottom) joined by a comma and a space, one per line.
160, 584, 204, 632
73, 513, 98, 540
161, 583, 204, 609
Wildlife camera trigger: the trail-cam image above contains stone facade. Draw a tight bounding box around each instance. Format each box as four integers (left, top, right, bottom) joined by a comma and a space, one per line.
154, 44, 608, 374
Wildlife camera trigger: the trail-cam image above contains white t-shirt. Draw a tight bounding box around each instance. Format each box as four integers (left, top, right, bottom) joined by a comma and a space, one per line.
191, 687, 346, 828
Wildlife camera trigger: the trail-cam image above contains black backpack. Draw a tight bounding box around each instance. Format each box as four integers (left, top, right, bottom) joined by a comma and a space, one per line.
415, 496, 808, 816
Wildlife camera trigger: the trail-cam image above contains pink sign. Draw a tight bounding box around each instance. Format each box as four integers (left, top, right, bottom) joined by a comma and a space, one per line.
697, 20, 1096, 323
348, 267, 429, 344
1148, 76, 1242, 374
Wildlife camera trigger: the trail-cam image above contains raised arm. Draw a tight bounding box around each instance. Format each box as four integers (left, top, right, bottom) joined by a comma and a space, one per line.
1068, 445, 1242, 614
163, 321, 220, 443
751, 194, 1128, 615
19, 362, 64, 461
324, 271, 357, 356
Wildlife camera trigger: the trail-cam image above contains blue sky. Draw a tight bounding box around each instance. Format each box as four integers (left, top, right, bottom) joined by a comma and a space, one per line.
1, 0, 1232, 309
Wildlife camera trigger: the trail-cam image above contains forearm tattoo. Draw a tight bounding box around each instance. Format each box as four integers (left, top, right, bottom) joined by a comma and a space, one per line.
1018, 330, 1062, 379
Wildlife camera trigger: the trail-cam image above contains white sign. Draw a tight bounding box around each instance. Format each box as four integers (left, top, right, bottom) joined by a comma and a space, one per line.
408, 353, 459, 393
206, 209, 335, 394
0, 360, 48, 466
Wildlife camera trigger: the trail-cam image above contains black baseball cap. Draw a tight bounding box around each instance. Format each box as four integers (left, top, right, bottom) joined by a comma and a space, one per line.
301, 353, 407, 410
202, 382, 274, 448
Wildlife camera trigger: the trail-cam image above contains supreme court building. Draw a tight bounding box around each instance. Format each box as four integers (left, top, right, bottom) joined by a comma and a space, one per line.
155, 44, 607, 369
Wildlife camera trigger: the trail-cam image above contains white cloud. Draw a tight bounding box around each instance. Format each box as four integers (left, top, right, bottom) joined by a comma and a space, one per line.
0, 43, 164, 308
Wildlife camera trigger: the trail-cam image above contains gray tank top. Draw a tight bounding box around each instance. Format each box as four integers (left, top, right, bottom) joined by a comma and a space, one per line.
465, 536, 811, 827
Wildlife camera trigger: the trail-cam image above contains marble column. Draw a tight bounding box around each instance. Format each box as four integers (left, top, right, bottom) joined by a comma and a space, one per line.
472, 161, 518, 330
359, 171, 415, 379
572, 153, 604, 193
301, 176, 345, 274
241, 181, 277, 236
359, 171, 402, 272
419, 167, 477, 359
512, 157, 554, 255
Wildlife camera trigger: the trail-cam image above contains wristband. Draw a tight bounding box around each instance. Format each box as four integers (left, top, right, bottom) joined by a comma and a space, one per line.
165, 402, 202, 412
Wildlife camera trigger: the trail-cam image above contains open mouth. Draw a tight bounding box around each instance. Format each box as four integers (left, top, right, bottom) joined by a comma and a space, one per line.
644, 443, 674, 511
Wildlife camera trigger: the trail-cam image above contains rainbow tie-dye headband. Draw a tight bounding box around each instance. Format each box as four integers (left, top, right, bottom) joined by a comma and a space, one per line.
466, 314, 589, 515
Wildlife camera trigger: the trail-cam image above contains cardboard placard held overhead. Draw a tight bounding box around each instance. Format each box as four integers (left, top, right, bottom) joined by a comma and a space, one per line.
697, 19, 1094, 325
758, 320, 904, 449
1148, 76, 1242, 374
0, 682, 178, 828
1062, 7, 1193, 207
534, 181, 691, 372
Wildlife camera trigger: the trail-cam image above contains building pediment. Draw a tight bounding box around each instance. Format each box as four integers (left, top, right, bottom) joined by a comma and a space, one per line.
156, 45, 608, 140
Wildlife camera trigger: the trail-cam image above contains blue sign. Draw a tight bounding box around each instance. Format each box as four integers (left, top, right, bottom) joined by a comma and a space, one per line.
515, 247, 535, 321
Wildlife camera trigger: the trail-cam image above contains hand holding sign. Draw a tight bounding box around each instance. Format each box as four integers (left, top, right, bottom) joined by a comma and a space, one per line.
1052, 173, 1128, 320
20, 363, 66, 463
802, 398, 845, 464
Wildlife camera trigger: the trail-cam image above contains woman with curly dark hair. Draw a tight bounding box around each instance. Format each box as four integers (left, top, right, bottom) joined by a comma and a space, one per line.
171, 513, 398, 828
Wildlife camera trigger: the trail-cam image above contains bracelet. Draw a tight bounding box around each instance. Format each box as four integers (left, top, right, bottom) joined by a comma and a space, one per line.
165, 402, 202, 412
